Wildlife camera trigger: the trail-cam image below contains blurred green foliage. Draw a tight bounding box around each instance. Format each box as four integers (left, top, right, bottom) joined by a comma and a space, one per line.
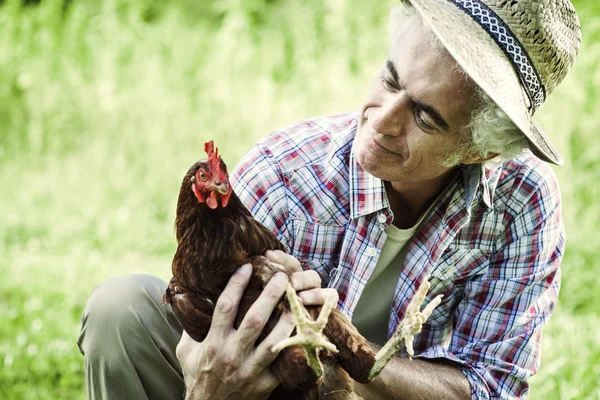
0, 0, 598, 398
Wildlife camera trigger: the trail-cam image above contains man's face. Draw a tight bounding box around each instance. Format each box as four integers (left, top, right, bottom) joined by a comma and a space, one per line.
355, 18, 478, 185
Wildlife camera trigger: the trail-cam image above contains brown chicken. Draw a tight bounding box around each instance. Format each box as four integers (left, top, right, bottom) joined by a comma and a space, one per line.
163, 141, 442, 399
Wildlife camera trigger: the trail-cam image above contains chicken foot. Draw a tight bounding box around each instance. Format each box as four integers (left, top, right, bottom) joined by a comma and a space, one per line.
367, 280, 443, 381
272, 282, 338, 379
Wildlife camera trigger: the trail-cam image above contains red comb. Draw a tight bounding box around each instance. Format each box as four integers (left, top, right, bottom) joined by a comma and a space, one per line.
205, 140, 221, 172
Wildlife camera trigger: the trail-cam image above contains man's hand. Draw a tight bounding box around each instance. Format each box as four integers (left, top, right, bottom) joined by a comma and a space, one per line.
176, 264, 290, 400
265, 250, 339, 308
176, 251, 338, 400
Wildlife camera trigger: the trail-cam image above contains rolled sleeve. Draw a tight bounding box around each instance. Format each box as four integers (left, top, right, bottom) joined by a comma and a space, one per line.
414, 345, 492, 399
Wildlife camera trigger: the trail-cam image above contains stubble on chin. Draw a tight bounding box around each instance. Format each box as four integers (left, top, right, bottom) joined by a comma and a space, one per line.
356, 143, 387, 179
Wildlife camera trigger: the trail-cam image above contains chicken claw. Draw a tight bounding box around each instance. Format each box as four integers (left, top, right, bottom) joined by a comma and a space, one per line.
367, 280, 443, 381
272, 282, 338, 379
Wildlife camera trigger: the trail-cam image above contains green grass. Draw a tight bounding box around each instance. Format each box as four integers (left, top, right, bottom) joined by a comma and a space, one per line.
0, 0, 599, 398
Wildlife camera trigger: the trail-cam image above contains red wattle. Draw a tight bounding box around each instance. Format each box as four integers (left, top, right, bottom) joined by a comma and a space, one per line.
206, 192, 218, 209
221, 191, 231, 208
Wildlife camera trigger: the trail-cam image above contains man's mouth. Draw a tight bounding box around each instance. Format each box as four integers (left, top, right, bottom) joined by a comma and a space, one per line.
366, 133, 405, 158
371, 137, 390, 153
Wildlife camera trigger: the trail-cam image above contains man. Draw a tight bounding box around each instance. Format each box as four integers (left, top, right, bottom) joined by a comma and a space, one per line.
78, 0, 581, 399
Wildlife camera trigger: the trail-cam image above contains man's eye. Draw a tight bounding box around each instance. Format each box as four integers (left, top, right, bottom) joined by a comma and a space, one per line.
380, 76, 397, 91
414, 108, 435, 131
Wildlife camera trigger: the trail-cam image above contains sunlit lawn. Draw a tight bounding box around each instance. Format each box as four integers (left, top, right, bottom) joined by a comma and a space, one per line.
1, 0, 599, 398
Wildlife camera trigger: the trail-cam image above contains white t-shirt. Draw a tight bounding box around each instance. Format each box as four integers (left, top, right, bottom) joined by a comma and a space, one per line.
352, 206, 434, 346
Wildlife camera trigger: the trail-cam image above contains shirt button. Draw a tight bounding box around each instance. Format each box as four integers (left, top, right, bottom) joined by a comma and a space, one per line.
378, 214, 387, 224
366, 247, 377, 257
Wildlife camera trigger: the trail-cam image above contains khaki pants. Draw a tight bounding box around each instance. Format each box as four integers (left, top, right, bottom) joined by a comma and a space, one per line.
77, 274, 185, 400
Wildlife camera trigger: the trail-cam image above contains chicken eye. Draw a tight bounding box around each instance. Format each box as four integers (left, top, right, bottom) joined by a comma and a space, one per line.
198, 171, 208, 181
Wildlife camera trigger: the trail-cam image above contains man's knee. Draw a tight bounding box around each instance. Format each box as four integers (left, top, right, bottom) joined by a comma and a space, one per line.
78, 274, 169, 356
78, 274, 185, 398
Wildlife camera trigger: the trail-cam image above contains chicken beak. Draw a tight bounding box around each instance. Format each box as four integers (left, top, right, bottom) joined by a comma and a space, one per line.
211, 183, 230, 196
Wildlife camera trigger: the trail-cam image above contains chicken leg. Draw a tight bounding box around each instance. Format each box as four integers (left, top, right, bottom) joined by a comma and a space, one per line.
272, 278, 443, 384
271, 283, 338, 379
368, 280, 443, 381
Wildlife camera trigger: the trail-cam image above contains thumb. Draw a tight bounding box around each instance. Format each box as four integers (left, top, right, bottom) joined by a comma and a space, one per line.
176, 330, 196, 362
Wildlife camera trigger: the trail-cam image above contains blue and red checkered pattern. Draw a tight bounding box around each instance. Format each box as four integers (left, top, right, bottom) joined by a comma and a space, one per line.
230, 112, 564, 399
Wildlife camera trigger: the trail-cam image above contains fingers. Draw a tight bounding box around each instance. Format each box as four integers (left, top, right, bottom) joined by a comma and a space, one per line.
264, 250, 302, 273
290, 269, 321, 291
208, 264, 253, 337
251, 309, 297, 368
177, 323, 281, 398
235, 272, 288, 346
298, 288, 339, 306
254, 373, 280, 397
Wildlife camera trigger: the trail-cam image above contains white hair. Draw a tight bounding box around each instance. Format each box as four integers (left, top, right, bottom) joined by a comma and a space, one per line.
388, 4, 443, 52
388, 4, 528, 167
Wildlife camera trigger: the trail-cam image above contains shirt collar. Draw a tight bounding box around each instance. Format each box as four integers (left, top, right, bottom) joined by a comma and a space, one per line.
460, 163, 497, 210
349, 139, 389, 219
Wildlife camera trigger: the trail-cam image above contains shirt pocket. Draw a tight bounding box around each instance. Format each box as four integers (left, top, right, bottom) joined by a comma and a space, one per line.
425, 248, 490, 327
289, 219, 345, 283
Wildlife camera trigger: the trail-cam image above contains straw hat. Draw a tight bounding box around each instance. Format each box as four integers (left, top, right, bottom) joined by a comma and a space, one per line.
405, 0, 581, 165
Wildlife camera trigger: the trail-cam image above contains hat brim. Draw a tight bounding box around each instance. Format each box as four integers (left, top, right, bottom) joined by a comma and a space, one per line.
406, 0, 563, 165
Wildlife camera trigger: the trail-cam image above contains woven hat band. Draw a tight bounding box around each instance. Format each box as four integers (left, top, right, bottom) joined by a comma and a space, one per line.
446, 0, 546, 113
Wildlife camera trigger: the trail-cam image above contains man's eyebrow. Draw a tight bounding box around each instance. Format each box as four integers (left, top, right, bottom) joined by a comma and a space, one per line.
385, 59, 451, 132
386, 59, 400, 83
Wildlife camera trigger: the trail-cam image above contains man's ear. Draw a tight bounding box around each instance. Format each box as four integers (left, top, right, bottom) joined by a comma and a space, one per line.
460, 152, 500, 165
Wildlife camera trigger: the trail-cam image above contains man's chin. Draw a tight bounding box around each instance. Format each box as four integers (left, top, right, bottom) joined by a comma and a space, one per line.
357, 150, 391, 180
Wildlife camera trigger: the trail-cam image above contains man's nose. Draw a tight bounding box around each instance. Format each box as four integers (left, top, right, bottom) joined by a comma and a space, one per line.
369, 93, 411, 136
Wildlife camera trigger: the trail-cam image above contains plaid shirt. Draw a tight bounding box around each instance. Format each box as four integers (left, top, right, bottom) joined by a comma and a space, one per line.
231, 112, 564, 399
